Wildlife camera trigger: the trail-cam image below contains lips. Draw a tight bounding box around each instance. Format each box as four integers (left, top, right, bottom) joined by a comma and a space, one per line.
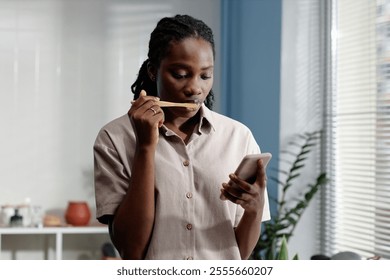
185, 99, 202, 104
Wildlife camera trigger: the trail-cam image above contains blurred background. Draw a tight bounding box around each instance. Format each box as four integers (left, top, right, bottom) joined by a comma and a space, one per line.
0, 0, 389, 260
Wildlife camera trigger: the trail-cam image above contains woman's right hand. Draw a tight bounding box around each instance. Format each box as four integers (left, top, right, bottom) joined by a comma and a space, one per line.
128, 90, 164, 149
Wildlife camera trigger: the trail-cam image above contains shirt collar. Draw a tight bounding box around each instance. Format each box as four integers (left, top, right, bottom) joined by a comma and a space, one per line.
198, 104, 215, 134
160, 104, 216, 136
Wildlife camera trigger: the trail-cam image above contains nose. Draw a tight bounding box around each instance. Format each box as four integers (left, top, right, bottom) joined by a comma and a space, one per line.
184, 77, 202, 96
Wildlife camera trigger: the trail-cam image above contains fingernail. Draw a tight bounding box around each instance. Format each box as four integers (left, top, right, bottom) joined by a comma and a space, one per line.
220, 190, 227, 200
140, 90, 147, 96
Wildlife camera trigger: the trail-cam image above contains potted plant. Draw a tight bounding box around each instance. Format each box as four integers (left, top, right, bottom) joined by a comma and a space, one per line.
251, 131, 328, 260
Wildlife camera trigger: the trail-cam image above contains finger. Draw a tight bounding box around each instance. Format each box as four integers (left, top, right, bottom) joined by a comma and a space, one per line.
219, 188, 227, 200
222, 183, 254, 204
228, 174, 256, 194
130, 91, 159, 110
130, 89, 147, 106
220, 188, 245, 206
222, 182, 242, 199
158, 110, 165, 128
146, 105, 165, 128
255, 159, 266, 187
146, 106, 158, 116
130, 98, 159, 115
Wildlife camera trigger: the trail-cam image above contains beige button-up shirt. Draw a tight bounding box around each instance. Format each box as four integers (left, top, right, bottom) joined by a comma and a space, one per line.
94, 105, 270, 259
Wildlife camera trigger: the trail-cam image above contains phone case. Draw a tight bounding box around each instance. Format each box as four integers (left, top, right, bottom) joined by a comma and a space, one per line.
234, 153, 272, 183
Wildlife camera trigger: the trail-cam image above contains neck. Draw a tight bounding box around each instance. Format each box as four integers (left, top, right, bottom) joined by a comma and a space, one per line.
163, 110, 200, 142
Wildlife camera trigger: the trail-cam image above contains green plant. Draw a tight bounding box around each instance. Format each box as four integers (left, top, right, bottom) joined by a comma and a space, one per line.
277, 235, 299, 260
251, 131, 328, 260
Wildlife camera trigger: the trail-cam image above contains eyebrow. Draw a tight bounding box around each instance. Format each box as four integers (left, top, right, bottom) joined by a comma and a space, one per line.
169, 63, 214, 71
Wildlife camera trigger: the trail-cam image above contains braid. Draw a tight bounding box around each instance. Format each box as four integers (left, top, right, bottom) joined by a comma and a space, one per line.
131, 15, 215, 109
131, 59, 156, 100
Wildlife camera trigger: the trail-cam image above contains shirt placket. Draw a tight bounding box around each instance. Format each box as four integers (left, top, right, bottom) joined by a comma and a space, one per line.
182, 143, 196, 260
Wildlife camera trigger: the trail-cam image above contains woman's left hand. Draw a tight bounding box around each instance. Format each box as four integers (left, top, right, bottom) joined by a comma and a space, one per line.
220, 159, 266, 218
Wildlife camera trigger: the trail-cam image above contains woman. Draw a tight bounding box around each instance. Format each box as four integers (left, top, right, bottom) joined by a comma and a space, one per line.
94, 14, 270, 260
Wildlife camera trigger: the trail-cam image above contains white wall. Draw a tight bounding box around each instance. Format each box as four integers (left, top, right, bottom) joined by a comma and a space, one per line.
280, 0, 324, 259
0, 0, 220, 259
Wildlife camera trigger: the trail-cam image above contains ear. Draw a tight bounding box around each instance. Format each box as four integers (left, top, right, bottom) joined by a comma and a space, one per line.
147, 62, 157, 82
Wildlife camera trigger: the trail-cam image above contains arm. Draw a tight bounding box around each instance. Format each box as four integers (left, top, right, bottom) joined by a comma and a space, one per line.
111, 145, 156, 259
221, 159, 267, 259
234, 205, 263, 259
111, 91, 164, 259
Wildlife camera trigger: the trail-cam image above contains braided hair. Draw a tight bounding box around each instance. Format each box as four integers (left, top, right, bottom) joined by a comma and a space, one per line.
131, 14, 215, 109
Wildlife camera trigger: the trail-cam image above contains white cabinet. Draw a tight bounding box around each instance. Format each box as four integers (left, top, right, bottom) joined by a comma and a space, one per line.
0, 226, 109, 260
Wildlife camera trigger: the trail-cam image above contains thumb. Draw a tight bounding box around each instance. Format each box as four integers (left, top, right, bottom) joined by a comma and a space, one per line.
255, 159, 266, 187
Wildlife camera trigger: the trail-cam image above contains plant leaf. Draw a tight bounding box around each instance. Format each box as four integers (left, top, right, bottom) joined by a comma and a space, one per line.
290, 164, 305, 172
269, 176, 286, 187
282, 183, 292, 192
253, 131, 326, 261
277, 236, 289, 260
286, 174, 300, 183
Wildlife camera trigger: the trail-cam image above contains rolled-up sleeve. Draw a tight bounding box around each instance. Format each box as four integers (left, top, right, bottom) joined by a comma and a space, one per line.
94, 131, 130, 224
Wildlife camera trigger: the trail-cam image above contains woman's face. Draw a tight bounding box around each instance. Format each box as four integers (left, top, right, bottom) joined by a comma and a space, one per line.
155, 37, 214, 117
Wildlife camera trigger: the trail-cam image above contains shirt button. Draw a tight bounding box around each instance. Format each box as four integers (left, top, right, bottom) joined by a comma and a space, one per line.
183, 160, 190, 167
186, 223, 193, 230
186, 192, 193, 199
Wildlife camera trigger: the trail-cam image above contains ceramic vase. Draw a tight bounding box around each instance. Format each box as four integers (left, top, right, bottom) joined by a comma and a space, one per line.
65, 201, 91, 226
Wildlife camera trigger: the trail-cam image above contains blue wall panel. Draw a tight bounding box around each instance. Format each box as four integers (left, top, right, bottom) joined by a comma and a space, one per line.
221, 0, 281, 216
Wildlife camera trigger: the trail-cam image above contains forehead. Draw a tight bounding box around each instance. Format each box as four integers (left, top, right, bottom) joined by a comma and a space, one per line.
162, 37, 214, 67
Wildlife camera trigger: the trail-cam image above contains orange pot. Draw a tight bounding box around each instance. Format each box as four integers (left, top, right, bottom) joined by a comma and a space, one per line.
65, 201, 91, 226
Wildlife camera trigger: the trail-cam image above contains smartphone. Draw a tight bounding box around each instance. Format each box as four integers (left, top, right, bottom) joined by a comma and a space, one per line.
234, 153, 272, 184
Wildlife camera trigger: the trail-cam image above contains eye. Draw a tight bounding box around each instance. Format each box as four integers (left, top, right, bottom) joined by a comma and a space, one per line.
171, 72, 187, 79
201, 71, 213, 80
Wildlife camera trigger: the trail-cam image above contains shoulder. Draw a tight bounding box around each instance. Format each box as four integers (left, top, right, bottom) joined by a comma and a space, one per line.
204, 107, 260, 153
206, 108, 253, 135
94, 114, 133, 148
100, 114, 131, 133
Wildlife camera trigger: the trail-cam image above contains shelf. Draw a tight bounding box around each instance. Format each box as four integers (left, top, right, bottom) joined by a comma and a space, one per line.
0, 225, 109, 260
